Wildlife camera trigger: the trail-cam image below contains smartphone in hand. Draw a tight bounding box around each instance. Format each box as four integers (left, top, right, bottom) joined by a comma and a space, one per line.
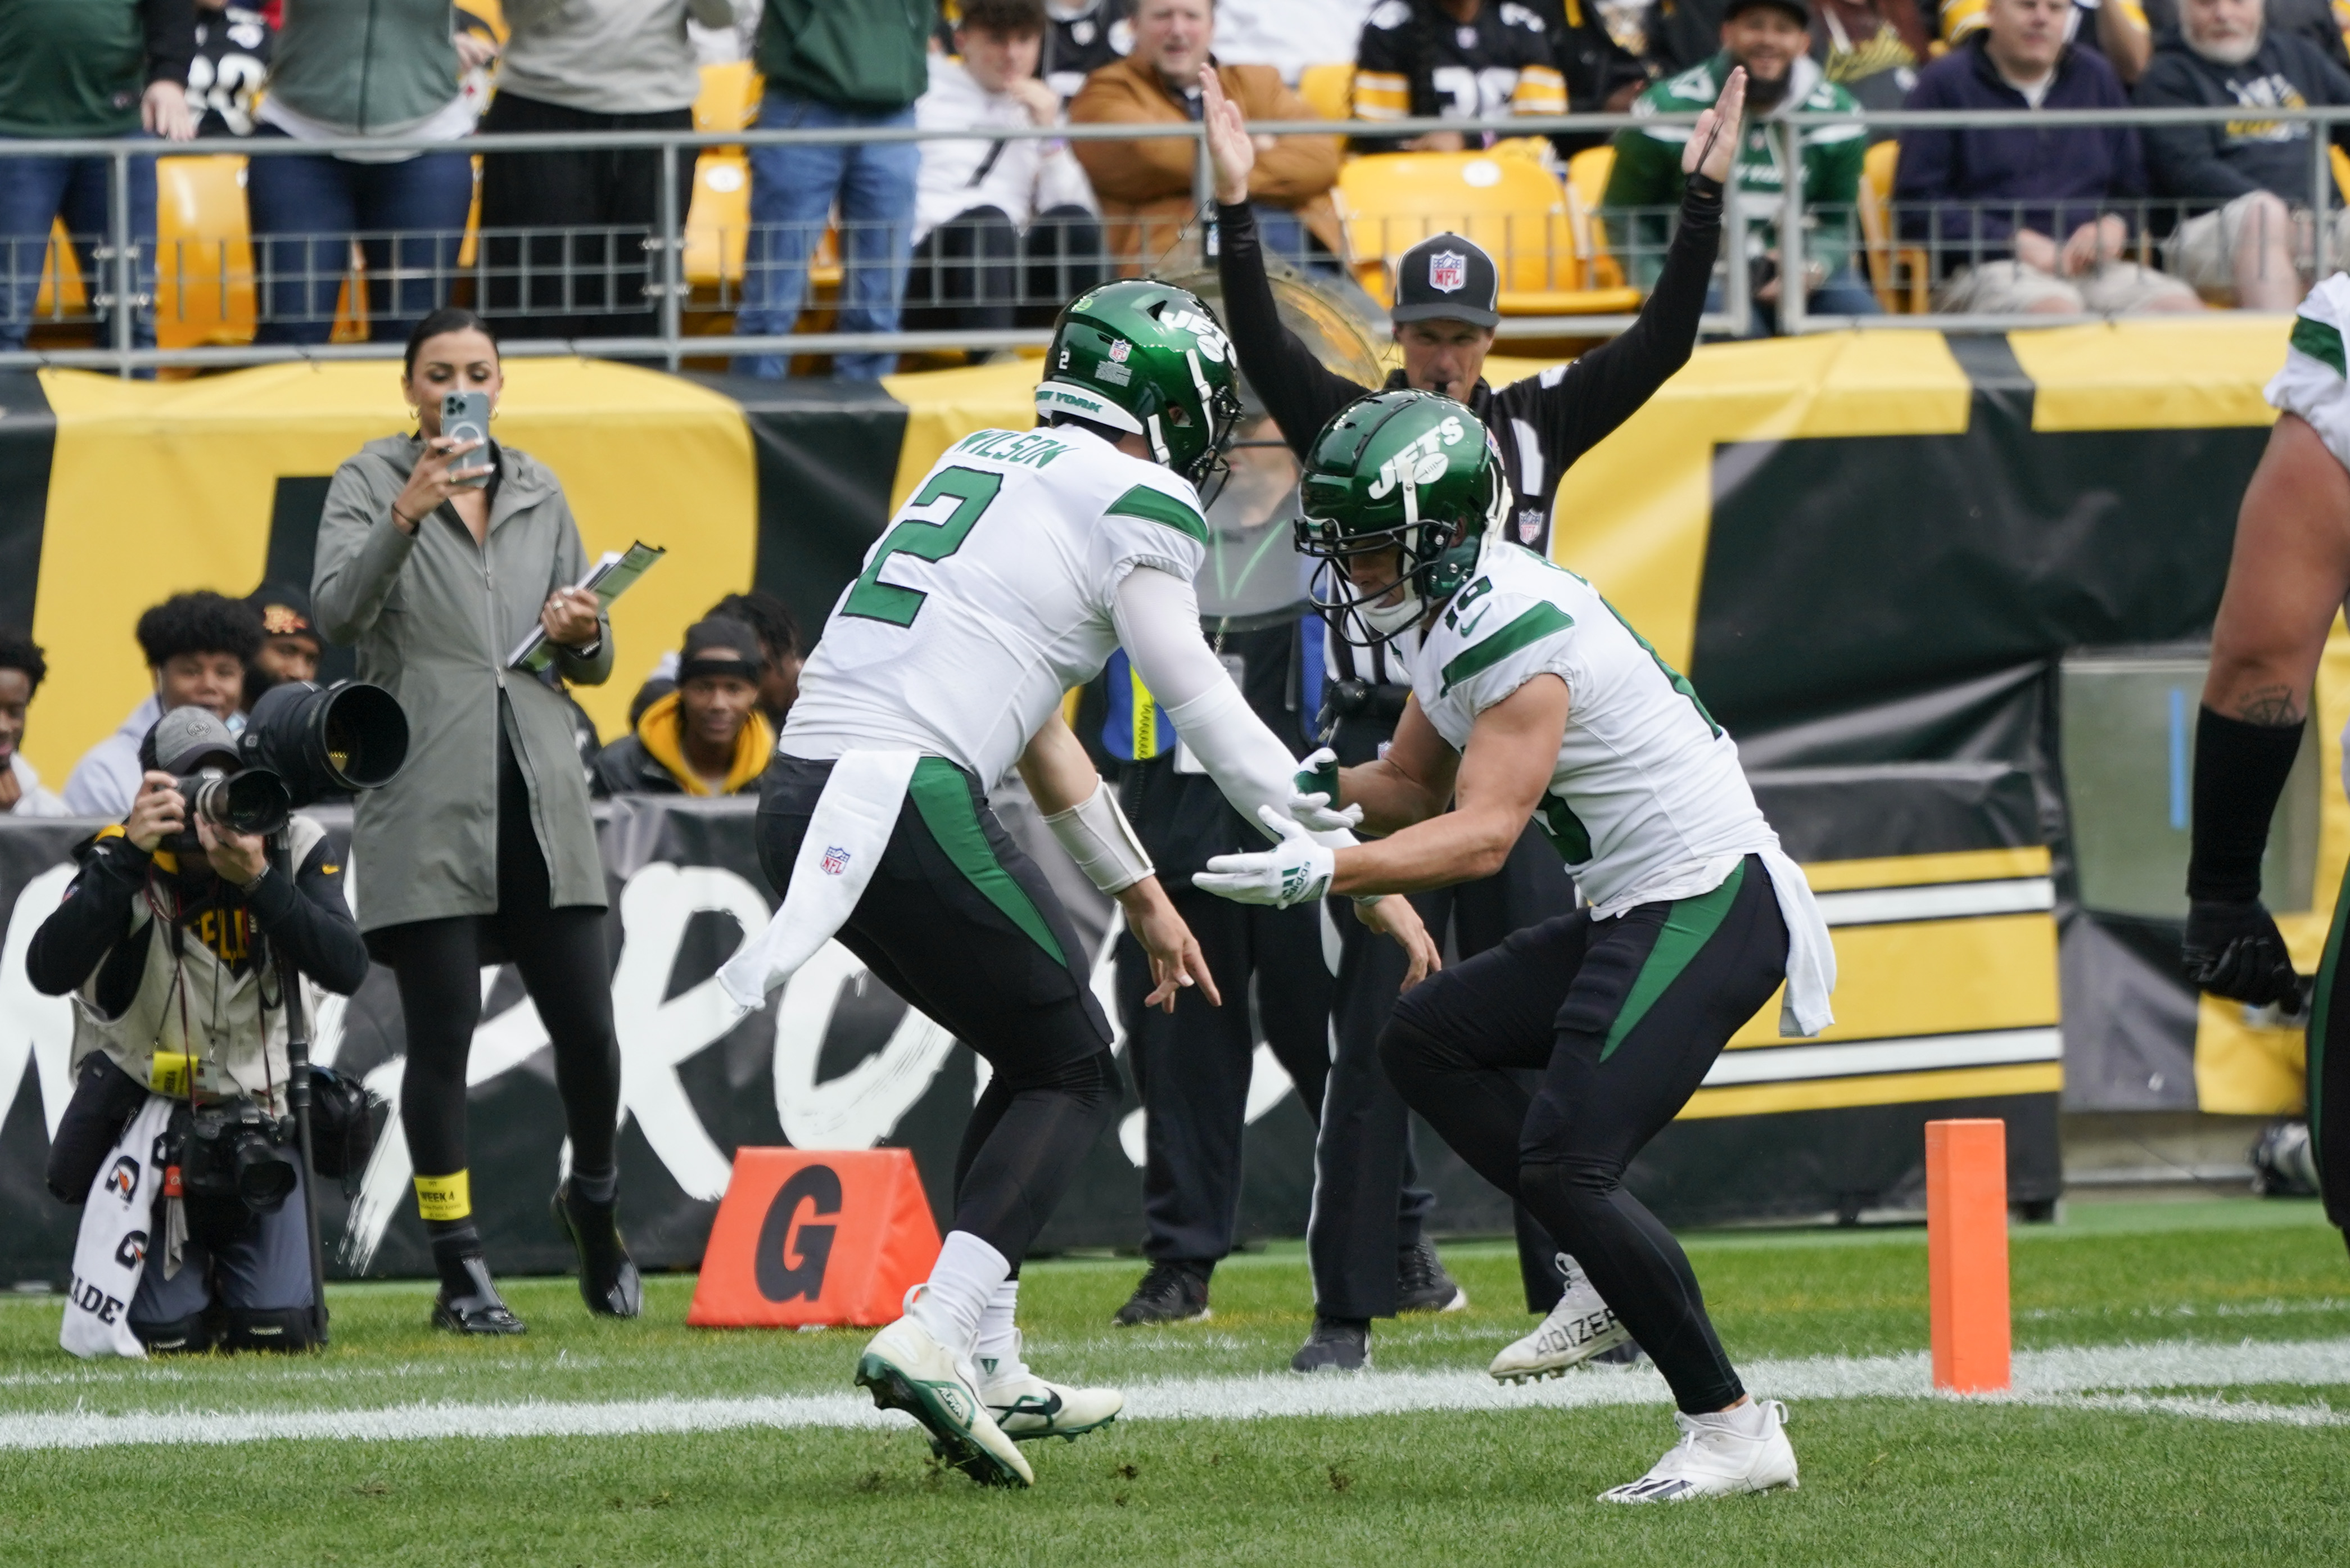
442, 391, 492, 489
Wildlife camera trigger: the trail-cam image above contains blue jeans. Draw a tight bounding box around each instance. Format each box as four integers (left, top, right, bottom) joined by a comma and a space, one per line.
0, 139, 157, 355
737, 91, 919, 380
1705, 264, 1881, 337
243, 129, 476, 346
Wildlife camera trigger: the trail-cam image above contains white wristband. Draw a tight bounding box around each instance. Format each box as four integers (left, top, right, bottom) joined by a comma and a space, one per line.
1043, 779, 1155, 894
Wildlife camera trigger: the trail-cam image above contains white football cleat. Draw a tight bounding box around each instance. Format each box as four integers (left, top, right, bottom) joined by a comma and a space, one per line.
855, 1308, 1034, 1488
1488, 1254, 1632, 1382
977, 1330, 1124, 1443
1599, 1399, 1798, 1503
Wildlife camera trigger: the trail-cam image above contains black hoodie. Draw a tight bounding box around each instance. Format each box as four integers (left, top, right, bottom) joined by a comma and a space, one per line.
2135, 25, 2350, 207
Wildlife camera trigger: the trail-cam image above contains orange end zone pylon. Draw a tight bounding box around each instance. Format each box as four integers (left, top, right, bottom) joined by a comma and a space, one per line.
1925, 1117, 2011, 1393
688, 1148, 942, 1328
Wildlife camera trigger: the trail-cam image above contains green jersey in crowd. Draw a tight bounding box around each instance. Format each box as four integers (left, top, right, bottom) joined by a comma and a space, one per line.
757, 0, 934, 112
1601, 52, 1867, 290
0, 0, 189, 138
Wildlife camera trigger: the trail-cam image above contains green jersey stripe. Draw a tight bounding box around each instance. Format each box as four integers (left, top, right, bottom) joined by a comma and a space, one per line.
2292, 315, 2347, 378
1106, 484, 1209, 543
1602, 859, 1747, 1060
906, 757, 1069, 968
1440, 602, 1576, 695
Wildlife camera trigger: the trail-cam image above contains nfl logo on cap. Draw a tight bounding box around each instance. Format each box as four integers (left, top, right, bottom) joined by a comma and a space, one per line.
1429, 251, 1468, 293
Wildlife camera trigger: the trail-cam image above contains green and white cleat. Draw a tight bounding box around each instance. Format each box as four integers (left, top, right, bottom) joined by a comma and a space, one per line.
978, 1334, 1123, 1443
855, 1312, 1034, 1488
1489, 1254, 1632, 1383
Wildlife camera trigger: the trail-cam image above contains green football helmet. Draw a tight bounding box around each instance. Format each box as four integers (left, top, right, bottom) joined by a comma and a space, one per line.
1294, 389, 1512, 645
1035, 279, 1244, 490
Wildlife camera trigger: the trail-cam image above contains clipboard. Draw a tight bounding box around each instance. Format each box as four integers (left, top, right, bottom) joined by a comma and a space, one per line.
508, 541, 666, 674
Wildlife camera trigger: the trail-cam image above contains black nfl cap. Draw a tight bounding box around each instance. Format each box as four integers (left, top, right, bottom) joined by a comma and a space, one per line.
150, 706, 240, 773
1725, 0, 1811, 21
1392, 233, 1499, 329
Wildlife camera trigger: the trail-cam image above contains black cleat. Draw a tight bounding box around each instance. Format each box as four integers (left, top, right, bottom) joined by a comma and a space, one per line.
431, 1254, 527, 1335
553, 1181, 643, 1318
1291, 1316, 1371, 1372
1112, 1259, 1212, 1326
1395, 1239, 1468, 1313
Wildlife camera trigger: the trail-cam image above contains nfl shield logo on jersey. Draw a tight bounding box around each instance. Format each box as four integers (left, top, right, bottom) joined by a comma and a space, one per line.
1429, 251, 1468, 293
821, 846, 852, 876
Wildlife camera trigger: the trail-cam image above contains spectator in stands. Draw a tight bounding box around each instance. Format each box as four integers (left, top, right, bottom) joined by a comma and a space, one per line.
0, 0, 195, 363
1350, 0, 1570, 151
2136, 0, 2350, 308
1812, 0, 1929, 124
734, 0, 933, 380
1605, 0, 1878, 332
943, 0, 1140, 99
2141, 0, 2350, 73
0, 629, 66, 817
907, 0, 1106, 346
1071, 0, 1345, 271
1214, 0, 1381, 79
189, 0, 272, 139
1936, 0, 2155, 82
247, 0, 493, 347
1575, 0, 1733, 93
241, 583, 323, 711
1896, 0, 2203, 313
629, 589, 805, 730
64, 593, 261, 820
477, 0, 739, 349
595, 618, 773, 796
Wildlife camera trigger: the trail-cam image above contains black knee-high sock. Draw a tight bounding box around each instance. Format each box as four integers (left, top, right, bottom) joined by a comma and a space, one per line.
1519, 1159, 1742, 1413
948, 1050, 1123, 1262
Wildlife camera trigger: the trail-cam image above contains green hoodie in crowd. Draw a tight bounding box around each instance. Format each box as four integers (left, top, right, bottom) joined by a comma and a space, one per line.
756, 0, 933, 113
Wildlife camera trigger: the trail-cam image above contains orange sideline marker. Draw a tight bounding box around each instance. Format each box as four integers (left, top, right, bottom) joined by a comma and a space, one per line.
688, 1148, 941, 1328
1925, 1118, 2010, 1393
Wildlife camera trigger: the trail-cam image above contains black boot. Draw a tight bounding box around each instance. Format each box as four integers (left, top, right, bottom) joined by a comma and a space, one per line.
431, 1254, 527, 1335
553, 1180, 642, 1318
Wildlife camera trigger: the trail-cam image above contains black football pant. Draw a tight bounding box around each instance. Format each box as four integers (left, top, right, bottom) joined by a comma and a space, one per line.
1382, 855, 1787, 1413
1312, 823, 1576, 1321
1117, 888, 1331, 1266
757, 756, 1122, 1268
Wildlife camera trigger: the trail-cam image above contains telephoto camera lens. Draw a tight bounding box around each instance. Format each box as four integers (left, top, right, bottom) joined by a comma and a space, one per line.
175, 766, 293, 838
240, 680, 410, 805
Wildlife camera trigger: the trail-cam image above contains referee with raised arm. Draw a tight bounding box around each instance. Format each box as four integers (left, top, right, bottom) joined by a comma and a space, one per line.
1196, 62, 1747, 1372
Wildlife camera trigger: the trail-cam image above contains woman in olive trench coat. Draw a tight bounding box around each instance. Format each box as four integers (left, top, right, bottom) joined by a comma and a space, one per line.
313, 308, 640, 1334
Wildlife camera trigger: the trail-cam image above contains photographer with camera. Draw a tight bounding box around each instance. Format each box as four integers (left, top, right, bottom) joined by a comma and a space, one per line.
313, 306, 634, 1335
28, 707, 369, 1357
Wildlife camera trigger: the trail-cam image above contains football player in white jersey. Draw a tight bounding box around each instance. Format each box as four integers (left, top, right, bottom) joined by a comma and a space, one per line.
1195, 390, 1837, 1502
2186, 274, 2350, 1257
727, 282, 1437, 1488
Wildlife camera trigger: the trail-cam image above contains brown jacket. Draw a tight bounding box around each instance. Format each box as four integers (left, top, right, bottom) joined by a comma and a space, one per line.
1069, 54, 1343, 273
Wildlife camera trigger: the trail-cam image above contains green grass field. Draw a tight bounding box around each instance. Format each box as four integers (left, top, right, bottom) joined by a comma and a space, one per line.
0, 1197, 2343, 1567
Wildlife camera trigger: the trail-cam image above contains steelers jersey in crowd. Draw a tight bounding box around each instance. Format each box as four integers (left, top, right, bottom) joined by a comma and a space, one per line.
189, 4, 272, 139
1353, 0, 1570, 135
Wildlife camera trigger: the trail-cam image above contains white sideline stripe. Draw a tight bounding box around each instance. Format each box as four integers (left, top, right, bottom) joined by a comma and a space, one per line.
1703, 1027, 2063, 1086
1813, 879, 2054, 926
0, 1339, 2344, 1450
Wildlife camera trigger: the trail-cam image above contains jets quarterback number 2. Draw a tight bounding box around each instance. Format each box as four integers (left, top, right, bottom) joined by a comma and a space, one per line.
841, 467, 1005, 628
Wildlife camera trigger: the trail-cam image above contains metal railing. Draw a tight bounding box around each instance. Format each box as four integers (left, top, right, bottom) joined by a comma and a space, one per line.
2, 102, 2344, 374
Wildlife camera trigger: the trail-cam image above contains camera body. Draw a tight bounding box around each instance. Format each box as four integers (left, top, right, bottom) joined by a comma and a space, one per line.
174, 1095, 299, 1214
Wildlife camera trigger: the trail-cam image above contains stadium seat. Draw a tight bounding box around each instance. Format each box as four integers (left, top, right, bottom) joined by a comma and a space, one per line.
684, 155, 842, 307
1861, 139, 1929, 313
1334, 151, 1640, 316
1563, 145, 1632, 290
1296, 62, 1352, 121
694, 61, 763, 139
153, 154, 257, 349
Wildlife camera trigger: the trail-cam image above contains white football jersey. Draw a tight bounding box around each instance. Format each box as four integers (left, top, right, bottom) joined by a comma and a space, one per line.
2267, 273, 2350, 478
782, 423, 1209, 784
1408, 539, 1779, 916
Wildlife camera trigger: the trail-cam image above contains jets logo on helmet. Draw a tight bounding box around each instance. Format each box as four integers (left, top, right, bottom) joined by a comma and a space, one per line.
1032, 279, 1244, 490
1294, 390, 1513, 647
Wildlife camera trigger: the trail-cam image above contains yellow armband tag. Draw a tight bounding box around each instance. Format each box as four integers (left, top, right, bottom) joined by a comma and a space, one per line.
413, 1170, 472, 1222
147, 1052, 193, 1098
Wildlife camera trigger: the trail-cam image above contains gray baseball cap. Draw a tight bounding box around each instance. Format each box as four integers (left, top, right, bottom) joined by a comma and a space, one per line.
150, 706, 241, 774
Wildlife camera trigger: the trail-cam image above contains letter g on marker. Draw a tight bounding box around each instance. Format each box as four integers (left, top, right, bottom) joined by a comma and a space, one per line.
754, 1162, 844, 1302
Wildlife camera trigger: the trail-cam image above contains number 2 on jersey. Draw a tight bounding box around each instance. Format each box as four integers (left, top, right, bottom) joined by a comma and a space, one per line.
841, 466, 1003, 627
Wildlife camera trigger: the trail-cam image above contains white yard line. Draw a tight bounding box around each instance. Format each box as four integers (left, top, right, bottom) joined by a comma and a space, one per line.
0, 1339, 2344, 1451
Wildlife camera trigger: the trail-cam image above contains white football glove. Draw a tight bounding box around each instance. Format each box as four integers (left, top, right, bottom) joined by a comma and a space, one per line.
1288, 745, 1362, 833
1193, 806, 1335, 907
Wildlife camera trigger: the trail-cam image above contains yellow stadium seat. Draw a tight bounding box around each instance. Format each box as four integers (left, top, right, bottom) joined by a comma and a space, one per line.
1861, 139, 1929, 313
695, 61, 763, 139
462, 0, 507, 41
153, 154, 257, 349
686, 153, 751, 291
2333, 144, 2350, 204
1335, 150, 1639, 315
33, 218, 85, 322
1296, 62, 1353, 121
